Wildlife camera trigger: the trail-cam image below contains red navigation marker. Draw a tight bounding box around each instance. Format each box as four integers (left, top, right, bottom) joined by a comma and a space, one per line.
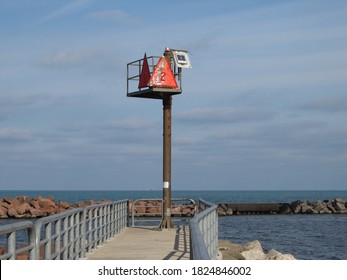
138, 53, 151, 89
148, 57, 178, 88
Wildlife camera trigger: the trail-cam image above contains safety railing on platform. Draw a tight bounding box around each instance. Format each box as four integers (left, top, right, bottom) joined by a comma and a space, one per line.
0, 200, 128, 260
189, 199, 218, 260
131, 198, 196, 226
0, 221, 36, 260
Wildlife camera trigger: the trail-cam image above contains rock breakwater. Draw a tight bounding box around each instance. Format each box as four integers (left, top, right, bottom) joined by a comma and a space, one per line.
0, 196, 111, 218
218, 198, 347, 216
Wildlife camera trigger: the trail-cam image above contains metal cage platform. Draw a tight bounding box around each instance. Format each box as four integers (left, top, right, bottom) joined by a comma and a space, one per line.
127, 55, 182, 100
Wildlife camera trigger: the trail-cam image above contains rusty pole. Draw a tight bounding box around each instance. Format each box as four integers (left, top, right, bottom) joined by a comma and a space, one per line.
159, 95, 173, 228
159, 50, 174, 229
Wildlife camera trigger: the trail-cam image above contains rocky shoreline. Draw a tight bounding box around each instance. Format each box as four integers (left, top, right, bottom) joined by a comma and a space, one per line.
218, 239, 296, 260
1, 196, 346, 219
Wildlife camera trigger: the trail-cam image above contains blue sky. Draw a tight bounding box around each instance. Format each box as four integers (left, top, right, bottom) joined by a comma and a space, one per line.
0, 0, 346, 190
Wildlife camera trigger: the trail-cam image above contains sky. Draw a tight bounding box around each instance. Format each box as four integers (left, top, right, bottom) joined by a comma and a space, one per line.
0, 0, 346, 191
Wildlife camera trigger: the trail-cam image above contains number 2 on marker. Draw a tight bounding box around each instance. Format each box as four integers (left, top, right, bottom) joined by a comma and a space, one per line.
160, 72, 166, 81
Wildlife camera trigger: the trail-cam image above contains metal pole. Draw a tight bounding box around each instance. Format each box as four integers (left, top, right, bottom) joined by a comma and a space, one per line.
159, 49, 174, 229
159, 94, 174, 228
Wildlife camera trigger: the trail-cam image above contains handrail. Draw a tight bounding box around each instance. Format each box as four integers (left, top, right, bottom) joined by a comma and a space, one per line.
0, 221, 36, 260
189, 199, 218, 260
0, 200, 128, 260
131, 198, 196, 226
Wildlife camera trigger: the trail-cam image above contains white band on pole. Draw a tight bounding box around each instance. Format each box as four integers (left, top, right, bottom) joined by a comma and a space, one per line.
163, 181, 169, 189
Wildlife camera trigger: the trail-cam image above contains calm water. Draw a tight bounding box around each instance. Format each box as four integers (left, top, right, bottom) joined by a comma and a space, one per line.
1, 190, 346, 204
1, 190, 347, 260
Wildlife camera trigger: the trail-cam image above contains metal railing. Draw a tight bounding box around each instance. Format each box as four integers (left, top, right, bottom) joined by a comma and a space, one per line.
131, 198, 196, 226
0, 221, 36, 260
189, 199, 218, 260
0, 200, 128, 260
127, 55, 182, 96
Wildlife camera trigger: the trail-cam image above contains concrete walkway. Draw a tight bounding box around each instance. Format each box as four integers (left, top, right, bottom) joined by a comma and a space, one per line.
85, 226, 190, 260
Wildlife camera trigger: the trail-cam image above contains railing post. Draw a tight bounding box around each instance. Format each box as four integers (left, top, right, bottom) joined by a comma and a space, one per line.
7, 231, 16, 260
55, 219, 61, 260
45, 222, 52, 260
62, 216, 68, 259
28, 226, 37, 260
81, 208, 87, 258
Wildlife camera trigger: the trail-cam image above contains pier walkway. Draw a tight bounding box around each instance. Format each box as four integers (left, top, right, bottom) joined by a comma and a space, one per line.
85, 226, 190, 260
0, 199, 218, 260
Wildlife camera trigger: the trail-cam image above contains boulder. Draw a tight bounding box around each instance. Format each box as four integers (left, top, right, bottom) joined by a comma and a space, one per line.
8, 198, 22, 209
319, 207, 332, 214
42, 205, 58, 215
266, 249, 296, 260
332, 198, 346, 211
0, 200, 9, 209
219, 203, 228, 212
7, 207, 19, 218
290, 200, 302, 214
56, 201, 70, 210
226, 208, 233, 215
218, 240, 246, 260
241, 249, 266, 260
240, 242, 265, 260
29, 207, 46, 218
73, 202, 85, 208
15, 203, 31, 215
38, 198, 55, 209
16, 196, 31, 203
279, 204, 293, 214
84, 200, 95, 206
30, 200, 41, 209
243, 240, 263, 252
218, 207, 227, 216
0, 205, 8, 218
300, 202, 312, 214
312, 200, 327, 212
3, 197, 16, 204
326, 201, 337, 213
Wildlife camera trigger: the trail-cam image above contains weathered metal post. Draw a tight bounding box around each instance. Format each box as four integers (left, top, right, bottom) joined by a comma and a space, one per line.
160, 94, 173, 228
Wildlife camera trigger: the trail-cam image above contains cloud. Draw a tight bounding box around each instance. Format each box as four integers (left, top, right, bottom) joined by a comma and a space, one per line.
87, 9, 139, 24
301, 95, 347, 112
38, 0, 92, 24
176, 107, 273, 124
0, 128, 32, 143
40, 48, 106, 68
101, 117, 156, 130
0, 93, 48, 108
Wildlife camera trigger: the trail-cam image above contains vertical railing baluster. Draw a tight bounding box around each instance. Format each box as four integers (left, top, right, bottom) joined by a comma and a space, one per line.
45, 222, 52, 260
55, 219, 61, 260
81, 209, 86, 258
7, 231, 16, 260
